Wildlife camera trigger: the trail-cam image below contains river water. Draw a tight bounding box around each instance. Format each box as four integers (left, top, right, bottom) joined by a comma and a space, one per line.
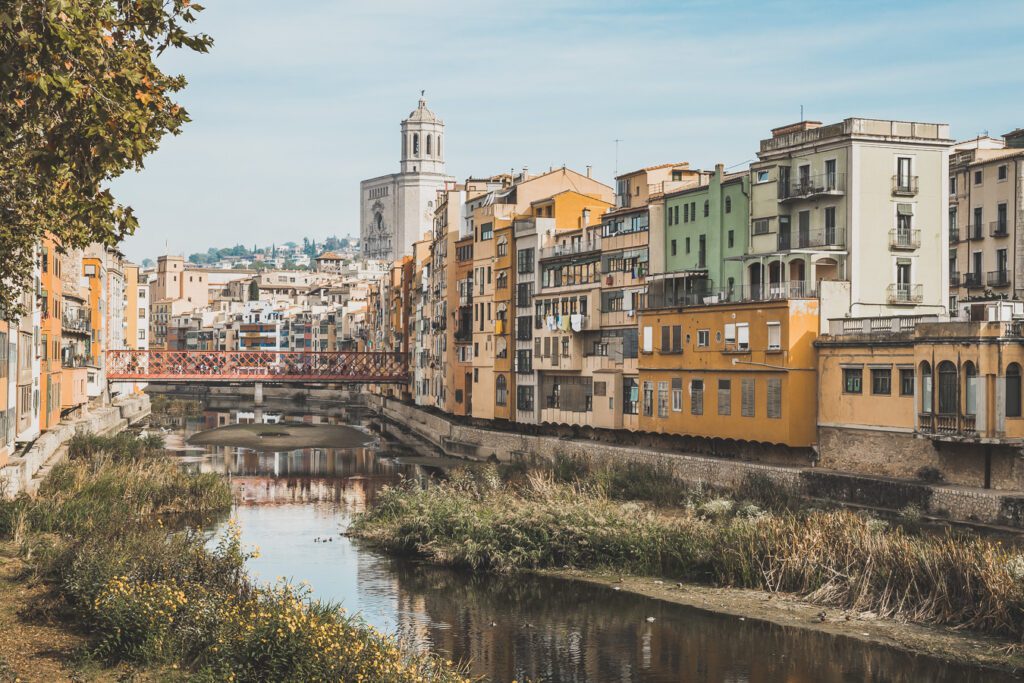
163, 395, 1018, 683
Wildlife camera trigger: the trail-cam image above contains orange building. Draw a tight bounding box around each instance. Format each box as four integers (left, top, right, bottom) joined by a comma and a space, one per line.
637, 297, 820, 456
39, 234, 63, 429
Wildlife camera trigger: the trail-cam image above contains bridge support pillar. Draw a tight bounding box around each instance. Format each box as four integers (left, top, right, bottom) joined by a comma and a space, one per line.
254, 382, 264, 405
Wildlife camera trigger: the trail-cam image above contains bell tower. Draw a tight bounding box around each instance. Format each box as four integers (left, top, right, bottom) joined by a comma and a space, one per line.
400, 93, 445, 175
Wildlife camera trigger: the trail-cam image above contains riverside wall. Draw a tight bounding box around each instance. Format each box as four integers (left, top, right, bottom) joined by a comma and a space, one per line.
370, 395, 1024, 530
0, 393, 151, 498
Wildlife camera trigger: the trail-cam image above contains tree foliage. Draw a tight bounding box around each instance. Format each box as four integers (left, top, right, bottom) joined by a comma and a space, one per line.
0, 0, 211, 318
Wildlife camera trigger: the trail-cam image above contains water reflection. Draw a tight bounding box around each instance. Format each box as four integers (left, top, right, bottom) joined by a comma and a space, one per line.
163, 398, 1019, 683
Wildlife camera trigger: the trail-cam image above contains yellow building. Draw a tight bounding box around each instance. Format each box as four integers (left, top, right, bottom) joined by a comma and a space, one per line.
637, 297, 819, 455
818, 313, 1024, 489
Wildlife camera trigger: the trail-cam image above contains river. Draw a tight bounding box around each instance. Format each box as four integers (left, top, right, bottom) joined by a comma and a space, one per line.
159, 393, 1017, 683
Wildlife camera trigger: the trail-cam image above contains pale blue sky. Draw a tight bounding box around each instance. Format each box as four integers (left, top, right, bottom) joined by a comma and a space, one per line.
114, 0, 1024, 263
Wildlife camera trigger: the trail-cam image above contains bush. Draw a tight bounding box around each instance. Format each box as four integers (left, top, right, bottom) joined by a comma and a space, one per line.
6, 431, 469, 682
917, 466, 944, 483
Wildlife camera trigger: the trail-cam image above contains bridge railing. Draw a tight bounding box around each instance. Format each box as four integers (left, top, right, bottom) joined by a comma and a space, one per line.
105, 349, 409, 383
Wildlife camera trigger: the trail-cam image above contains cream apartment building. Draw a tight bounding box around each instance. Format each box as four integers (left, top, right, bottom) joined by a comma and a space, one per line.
949, 129, 1024, 307
744, 118, 953, 329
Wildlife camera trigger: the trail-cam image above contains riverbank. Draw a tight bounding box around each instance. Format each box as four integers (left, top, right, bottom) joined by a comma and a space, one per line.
0, 431, 470, 682
352, 466, 1024, 676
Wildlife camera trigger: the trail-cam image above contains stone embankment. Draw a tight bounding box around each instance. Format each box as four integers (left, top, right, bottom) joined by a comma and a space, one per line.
369, 395, 1024, 531
0, 393, 151, 498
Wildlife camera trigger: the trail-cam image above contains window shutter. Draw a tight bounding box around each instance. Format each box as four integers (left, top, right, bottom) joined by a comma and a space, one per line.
718, 380, 731, 415
737, 324, 750, 348
724, 323, 736, 343
690, 380, 704, 416
742, 379, 756, 417
767, 322, 781, 350
661, 326, 670, 352
643, 326, 653, 353
767, 379, 782, 419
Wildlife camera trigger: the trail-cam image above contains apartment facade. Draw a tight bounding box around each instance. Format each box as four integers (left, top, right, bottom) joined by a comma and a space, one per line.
949, 130, 1024, 306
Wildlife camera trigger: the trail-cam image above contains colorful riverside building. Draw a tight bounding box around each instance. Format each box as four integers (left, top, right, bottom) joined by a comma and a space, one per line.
39, 234, 63, 431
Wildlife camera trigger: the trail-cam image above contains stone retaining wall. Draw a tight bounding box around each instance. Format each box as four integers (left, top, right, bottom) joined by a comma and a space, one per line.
372, 396, 1024, 530
0, 394, 151, 498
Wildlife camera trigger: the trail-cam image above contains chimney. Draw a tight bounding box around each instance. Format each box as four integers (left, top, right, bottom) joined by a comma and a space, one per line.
715, 163, 725, 176
582, 209, 590, 228
586, 165, 592, 178
522, 166, 528, 177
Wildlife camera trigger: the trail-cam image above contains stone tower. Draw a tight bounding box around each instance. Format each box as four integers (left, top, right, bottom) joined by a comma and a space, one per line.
400, 96, 445, 175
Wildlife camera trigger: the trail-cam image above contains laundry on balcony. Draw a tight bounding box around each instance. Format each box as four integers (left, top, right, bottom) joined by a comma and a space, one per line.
570, 314, 583, 332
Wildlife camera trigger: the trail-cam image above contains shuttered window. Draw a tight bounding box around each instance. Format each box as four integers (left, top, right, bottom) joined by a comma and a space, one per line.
741, 379, 756, 417
690, 379, 704, 416
767, 322, 781, 351
642, 326, 653, 353
737, 323, 750, 350
661, 326, 670, 353
672, 325, 682, 352
671, 378, 683, 412
718, 379, 731, 415
767, 379, 782, 419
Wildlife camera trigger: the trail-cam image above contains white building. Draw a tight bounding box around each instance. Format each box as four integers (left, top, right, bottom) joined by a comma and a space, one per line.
360, 96, 454, 262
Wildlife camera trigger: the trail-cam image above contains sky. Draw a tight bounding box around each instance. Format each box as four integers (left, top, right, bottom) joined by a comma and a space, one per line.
114, 0, 1024, 264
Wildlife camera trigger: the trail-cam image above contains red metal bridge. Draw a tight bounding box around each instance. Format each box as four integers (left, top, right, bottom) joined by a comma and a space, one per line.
105, 350, 409, 384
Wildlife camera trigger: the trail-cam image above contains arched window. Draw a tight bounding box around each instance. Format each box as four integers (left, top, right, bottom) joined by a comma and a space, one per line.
964, 361, 978, 415
496, 375, 508, 406
937, 361, 958, 415
725, 196, 732, 214
919, 361, 933, 414
413, 133, 420, 156
1007, 363, 1022, 417
426, 134, 432, 156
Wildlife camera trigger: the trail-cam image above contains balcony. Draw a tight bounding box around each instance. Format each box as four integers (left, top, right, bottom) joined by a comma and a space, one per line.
62, 310, 91, 335
918, 413, 978, 438
778, 172, 846, 202
987, 270, 1011, 287
892, 175, 919, 196
990, 220, 1010, 238
949, 270, 960, 287
967, 223, 983, 240
949, 228, 960, 244
827, 315, 939, 336
889, 228, 921, 250
776, 227, 846, 251
540, 238, 601, 260
887, 283, 923, 304
963, 272, 983, 289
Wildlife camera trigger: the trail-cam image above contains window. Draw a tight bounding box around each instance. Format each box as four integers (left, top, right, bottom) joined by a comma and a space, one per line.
964, 362, 977, 416
671, 240, 677, 256
871, 368, 892, 395
697, 329, 709, 348
497, 237, 508, 257
684, 204, 690, 222
642, 326, 653, 353
1007, 364, 1022, 418
661, 326, 670, 352
685, 237, 691, 253
937, 361, 957, 415
671, 378, 683, 412
767, 379, 782, 419
718, 379, 731, 415
594, 381, 607, 397
843, 368, 863, 394
517, 386, 534, 412
657, 382, 669, 418
753, 219, 769, 235
998, 164, 1008, 181
756, 170, 770, 183
725, 196, 732, 214
899, 368, 914, 396
517, 248, 535, 274
728, 230, 734, 249
724, 323, 736, 345
623, 377, 639, 415
671, 325, 682, 352
703, 200, 709, 217
515, 349, 532, 373
673, 206, 679, 225
480, 222, 493, 240
474, 368, 479, 383
642, 381, 654, 417
496, 375, 508, 406
736, 323, 749, 351
950, 176, 958, 196
741, 379, 755, 416
517, 283, 533, 308
690, 379, 704, 416
974, 169, 983, 185
920, 361, 933, 413
767, 322, 781, 351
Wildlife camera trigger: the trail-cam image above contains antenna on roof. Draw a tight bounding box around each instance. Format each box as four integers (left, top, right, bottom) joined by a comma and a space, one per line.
800, 104, 804, 122
614, 139, 623, 176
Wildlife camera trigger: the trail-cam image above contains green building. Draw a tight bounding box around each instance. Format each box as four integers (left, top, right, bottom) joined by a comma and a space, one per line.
647, 165, 749, 307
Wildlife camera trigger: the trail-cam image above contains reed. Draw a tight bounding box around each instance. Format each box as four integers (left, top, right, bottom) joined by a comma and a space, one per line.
353, 468, 1024, 643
